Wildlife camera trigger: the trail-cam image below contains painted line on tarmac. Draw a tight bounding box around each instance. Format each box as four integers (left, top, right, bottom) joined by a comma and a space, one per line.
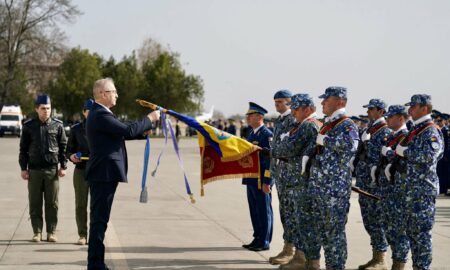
105, 222, 129, 270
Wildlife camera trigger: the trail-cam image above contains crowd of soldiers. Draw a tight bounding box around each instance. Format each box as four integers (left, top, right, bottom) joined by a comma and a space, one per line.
240, 88, 448, 270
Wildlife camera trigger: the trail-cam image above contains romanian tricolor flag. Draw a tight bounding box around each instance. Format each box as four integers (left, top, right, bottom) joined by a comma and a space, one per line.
168, 110, 261, 195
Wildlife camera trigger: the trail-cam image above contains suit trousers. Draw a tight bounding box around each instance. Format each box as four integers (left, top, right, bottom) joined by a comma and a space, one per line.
87, 181, 118, 270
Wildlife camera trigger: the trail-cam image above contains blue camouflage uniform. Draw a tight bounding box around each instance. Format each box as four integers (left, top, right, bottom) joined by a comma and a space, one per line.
307, 87, 359, 270
270, 94, 321, 253
242, 102, 274, 249
379, 105, 410, 263
355, 99, 392, 254
400, 95, 444, 270
270, 89, 296, 243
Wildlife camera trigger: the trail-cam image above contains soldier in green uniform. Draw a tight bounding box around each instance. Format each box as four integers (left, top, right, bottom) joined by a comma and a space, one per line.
66, 99, 93, 245
19, 94, 67, 242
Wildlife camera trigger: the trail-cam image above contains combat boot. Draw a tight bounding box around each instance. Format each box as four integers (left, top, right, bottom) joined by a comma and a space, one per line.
31, 233, 41, 242
270, 241, 295, 265
305, 259, 320, 270
365, 251, 388, 270
391, 261, 405, 270
47, 233, 57, 242
280, 250, 306, 270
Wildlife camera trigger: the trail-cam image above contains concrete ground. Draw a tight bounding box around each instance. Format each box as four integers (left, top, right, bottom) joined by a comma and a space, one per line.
0, 137, 449, 270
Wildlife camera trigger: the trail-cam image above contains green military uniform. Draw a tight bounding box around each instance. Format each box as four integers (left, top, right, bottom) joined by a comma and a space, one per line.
19, 116, 67, 235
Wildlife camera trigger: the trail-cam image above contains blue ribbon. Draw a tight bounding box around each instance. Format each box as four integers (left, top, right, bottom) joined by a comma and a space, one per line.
139, 134, 150, 203
151, 110, 169, 177
166, 116, 195, 203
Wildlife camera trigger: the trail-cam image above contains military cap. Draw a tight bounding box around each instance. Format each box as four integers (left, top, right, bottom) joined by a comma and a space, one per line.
318, 86, 347, 99
362, 98, 387, 109
350, 116, 361, 122
384, 105, 408, 118
83, 98, 94, 110
431, 109, 442, 119
441, 113, 450, 120
35, 94, 51, 105
288, 93, 315, 109
246, 102, 268, 115
405, 94, 432, 106
273, 89, 293, 99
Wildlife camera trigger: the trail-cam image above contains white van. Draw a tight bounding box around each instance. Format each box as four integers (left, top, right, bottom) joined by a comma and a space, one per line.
0, 105, 23, 137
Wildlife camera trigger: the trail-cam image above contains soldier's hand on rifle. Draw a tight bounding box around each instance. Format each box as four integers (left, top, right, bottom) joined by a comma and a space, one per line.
301, 156, 309, 175
280, 132, 289, 141
370, 166, 377, 182
381, 146, 392, 156
361, 131, 371, 142
147, 110, 161, 122
384, 164, 392, 180
349, 157, 355, 172
395, 145, 408, 157
316, 134, 327, 146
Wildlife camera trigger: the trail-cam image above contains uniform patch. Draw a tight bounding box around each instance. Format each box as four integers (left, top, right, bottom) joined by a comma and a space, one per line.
431, 136, 437, 142
264, 170, 271, 178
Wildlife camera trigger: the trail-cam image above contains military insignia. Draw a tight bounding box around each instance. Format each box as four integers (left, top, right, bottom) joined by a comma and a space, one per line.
264, 170, 271, 178
238, 156, 254, 168
431, 136, 437, 142
203, 157, 215, 174
383, 136, 388, 141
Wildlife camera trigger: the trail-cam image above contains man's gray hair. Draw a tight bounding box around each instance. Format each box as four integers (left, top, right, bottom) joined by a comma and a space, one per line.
93, 78, 114, 99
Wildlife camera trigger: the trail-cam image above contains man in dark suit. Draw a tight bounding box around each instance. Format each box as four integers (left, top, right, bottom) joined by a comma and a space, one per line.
242, 102, 273, 252
85, 78, 160, 270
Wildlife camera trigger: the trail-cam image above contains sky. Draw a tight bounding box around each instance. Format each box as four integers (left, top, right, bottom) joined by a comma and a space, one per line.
62, 0, 450, 118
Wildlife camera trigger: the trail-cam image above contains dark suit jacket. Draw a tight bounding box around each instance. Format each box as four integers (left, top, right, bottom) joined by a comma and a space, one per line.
85, 102, 152, 183
242, 125, 273, 186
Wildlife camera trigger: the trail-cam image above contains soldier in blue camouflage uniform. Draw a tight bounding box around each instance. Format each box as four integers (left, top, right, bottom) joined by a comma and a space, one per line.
397, 95, 444, 270
356, 99, 392, 270
268, 90, 297, 265
307, 87, 359, 270
378, 105, 410, 270
270, 94, 321, 270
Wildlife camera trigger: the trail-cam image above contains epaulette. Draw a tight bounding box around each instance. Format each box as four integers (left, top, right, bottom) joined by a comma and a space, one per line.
52, 118, 63, 124
23, 119, 34, 125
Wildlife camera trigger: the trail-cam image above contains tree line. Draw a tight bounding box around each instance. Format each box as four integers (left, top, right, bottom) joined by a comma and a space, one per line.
0, 0, 204, 120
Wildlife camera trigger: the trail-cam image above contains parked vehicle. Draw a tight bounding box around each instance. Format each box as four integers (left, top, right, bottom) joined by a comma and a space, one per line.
0, 105, 23, 137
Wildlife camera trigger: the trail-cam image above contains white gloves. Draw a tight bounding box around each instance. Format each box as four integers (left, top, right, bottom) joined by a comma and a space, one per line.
395, 145, 408, 157
381, 146, 392, 156
370, 166, 377, 182
361, 131, 371, 142
384, 164, 392, 180
280, 132, 290, 141
349, 157, 355, 173
316, 134, 328, 146
301, 156, 309, 175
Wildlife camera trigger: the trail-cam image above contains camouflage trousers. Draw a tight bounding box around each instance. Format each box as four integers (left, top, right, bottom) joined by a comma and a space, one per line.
381, 184, 410, 263
405, 192, 436, 270
282, 186, 302, 248
358, 186, 388, 252
309, 194, 350, 270
275, 176, 290, 242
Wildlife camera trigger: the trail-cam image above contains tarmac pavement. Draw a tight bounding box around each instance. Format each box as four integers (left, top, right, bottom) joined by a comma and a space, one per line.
0, 137, 449, 270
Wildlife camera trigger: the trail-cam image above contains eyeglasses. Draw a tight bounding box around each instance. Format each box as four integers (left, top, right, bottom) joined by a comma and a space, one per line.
104, 90, 118, 95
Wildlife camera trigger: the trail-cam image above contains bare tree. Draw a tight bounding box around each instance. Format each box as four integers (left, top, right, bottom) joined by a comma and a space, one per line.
0, 0, 81, 107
